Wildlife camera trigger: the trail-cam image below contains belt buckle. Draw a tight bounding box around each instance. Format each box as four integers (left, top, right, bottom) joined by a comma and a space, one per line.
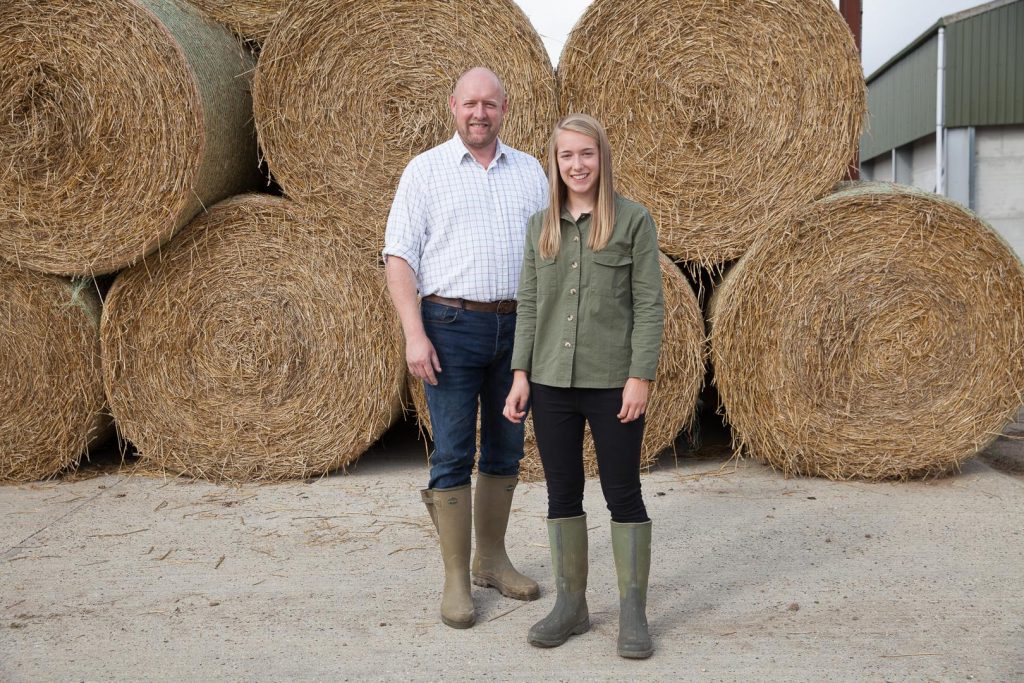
496, 300, 515, 315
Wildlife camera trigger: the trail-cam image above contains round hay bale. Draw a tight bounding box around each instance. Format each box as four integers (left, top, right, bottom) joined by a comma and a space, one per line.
710, 182, 1024, 480
0, 0, 260, 276
409, 253, 705, 482
186, 0, 285, 40
252, 0, 557, 251
558, 0, 866, 265
1, 267, 109, 482
101, 195, 405, 482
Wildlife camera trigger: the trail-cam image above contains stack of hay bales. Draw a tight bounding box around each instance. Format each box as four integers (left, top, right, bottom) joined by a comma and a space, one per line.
409, 254, 706, 482
0, 267, 109, 482
710, 183, 1024, 480
0, 0, 260, 480
0, 0, 260, 276
252, 0, 558, 251
102, 196, 405, 482
558, 0, 865, 266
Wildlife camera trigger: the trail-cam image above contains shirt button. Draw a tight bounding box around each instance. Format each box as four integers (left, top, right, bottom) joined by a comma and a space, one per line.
571, 262, 578, 269
573, 235, 580, 242
570, 288, 577, 295
567, 315, 574, 321
564, 341, 572, 348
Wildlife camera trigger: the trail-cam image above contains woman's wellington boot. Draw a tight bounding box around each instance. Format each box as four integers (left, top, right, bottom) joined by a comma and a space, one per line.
421, 485, 475, 628
611, 520, 653, 658
527, 514, 589, 647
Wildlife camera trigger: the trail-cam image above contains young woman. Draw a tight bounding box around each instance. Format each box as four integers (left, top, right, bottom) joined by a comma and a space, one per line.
504, 113, 664, 659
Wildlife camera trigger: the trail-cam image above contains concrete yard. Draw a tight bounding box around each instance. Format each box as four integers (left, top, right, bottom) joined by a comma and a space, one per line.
3, 416, 1023, 682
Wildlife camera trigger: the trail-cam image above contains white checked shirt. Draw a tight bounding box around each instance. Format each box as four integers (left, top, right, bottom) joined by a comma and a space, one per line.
383, 134, 549, 301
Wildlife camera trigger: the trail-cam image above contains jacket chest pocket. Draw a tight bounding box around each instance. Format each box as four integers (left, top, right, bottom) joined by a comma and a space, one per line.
536, 259, 557, 296
590, 249, 632, 295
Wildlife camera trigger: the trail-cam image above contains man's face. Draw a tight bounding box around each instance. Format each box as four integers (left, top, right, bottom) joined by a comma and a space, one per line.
449, 73, 508, 151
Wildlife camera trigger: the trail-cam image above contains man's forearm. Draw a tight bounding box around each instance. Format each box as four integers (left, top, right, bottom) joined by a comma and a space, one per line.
384, 256, 426, 341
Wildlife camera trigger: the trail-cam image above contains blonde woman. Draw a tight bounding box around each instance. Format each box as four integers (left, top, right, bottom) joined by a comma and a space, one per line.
504, 113, 664, 658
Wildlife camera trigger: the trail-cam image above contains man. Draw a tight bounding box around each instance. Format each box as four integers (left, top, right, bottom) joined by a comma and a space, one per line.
383, 67, 549, 629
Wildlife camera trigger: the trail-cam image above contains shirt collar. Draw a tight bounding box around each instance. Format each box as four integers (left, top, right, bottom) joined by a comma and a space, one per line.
448, 133, 507, 169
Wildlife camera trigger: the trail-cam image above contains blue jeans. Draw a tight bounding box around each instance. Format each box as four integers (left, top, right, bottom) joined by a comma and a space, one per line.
421, 301, 524, 489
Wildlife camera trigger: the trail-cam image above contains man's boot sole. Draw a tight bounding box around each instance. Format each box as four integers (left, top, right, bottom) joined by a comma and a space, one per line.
471, 574, 540, 601
527, 618, 590, 648
441, 614, 475, 629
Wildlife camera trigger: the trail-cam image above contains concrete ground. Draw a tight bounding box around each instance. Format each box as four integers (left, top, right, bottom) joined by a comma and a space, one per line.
3, 413, 1023, 683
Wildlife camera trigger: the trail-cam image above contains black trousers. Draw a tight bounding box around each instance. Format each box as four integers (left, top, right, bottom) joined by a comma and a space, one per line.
531, 382, 649, 524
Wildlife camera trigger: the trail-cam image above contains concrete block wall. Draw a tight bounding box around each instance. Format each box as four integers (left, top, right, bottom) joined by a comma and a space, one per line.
976, 125, 1024, 261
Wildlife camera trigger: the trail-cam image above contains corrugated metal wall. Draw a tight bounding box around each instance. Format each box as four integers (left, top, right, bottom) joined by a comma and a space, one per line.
860, 0, 1024, 161
860, 36, 938, 160
945, 1, 1024, 126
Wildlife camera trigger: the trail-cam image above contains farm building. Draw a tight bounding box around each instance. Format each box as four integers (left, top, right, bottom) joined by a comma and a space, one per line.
859, 0, 1024, 257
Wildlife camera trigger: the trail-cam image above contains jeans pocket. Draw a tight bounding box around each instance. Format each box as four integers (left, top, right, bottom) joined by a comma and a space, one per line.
421, 301, 460, 324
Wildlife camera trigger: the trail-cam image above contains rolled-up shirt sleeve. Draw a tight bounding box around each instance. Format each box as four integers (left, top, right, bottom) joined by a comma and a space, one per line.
383, 165, 425, 274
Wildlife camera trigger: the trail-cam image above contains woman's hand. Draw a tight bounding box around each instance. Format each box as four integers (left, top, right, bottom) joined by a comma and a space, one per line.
503, 371, 531, 424
618, 378, 650, 423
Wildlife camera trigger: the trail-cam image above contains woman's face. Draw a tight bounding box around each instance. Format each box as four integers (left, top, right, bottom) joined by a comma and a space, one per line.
556, 129, 600, 201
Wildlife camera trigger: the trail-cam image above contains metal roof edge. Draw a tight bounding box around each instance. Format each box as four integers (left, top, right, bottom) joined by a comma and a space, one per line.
865, 0, 1022, 83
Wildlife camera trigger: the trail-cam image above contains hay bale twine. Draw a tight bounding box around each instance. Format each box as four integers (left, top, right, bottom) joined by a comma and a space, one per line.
558, 0, 866, 265
409, 253, 705, 482
253, 0, 557, 250
1, 267, 109, 482
0, 0, 260, 276
101, 195, 405, 482
710, 182, 1024, 480
186, 0, 285, 40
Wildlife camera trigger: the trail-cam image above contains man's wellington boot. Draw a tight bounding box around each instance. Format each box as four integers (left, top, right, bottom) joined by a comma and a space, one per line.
527, 514, 590, 647
611, 520, 653, 659
422, 485, 475, 628
471, 473, 540, 600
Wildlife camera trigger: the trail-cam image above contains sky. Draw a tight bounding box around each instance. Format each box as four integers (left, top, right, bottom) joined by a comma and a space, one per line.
514, 0, 988, 75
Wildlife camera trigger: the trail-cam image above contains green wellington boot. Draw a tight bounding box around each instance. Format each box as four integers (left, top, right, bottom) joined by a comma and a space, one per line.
527, 514, 590, 647
471, 473, 540, 600
611, 520, 653, 659
421, 485, 475, 628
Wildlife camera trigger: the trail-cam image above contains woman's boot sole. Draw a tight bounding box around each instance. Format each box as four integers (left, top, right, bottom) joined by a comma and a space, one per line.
527, 619, 590, 647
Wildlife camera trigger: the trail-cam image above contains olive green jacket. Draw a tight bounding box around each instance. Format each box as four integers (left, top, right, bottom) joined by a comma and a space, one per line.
511, 195, 664, 388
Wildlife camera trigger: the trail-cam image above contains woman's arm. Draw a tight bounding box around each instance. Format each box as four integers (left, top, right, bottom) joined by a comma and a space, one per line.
506, 215, 541, 423
619, 209, 664, 423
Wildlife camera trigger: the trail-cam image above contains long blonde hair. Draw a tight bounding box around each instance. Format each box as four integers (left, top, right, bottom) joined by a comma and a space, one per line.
538, 113, 615, 261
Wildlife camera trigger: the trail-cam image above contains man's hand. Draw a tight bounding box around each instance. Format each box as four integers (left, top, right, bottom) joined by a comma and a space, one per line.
406, 333, 442, 386
503, 370, 530, 424
618, 378, 650, 423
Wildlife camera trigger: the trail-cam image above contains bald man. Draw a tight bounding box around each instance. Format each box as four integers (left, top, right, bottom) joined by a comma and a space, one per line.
383, 67, 548, 629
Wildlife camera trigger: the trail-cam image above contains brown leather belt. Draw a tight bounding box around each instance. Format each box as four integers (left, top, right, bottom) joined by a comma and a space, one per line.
423, 294, 517, 314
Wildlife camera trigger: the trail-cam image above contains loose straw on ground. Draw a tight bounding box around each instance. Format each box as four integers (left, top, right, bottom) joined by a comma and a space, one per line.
0, 0, 260, 276
1, 266, 109, 482
185, 0, 285, 41
253, 0, 557, 251
710, 182, 1024, 480
558, 0, 866, 265
410, 254, 705, 482
101, 195, 405, 482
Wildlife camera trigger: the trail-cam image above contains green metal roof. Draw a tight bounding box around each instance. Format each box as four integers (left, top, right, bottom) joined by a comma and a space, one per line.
861, 0, 1024, 161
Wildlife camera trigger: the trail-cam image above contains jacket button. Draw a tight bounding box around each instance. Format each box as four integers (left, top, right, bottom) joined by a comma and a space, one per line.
567, 315, 574, 321
571, 261, 578, 269
570, 288, 577, 295
564, 341, 572, 348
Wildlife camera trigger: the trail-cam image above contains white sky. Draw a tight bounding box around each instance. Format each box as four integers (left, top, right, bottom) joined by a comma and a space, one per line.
514, 0, 987, 75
